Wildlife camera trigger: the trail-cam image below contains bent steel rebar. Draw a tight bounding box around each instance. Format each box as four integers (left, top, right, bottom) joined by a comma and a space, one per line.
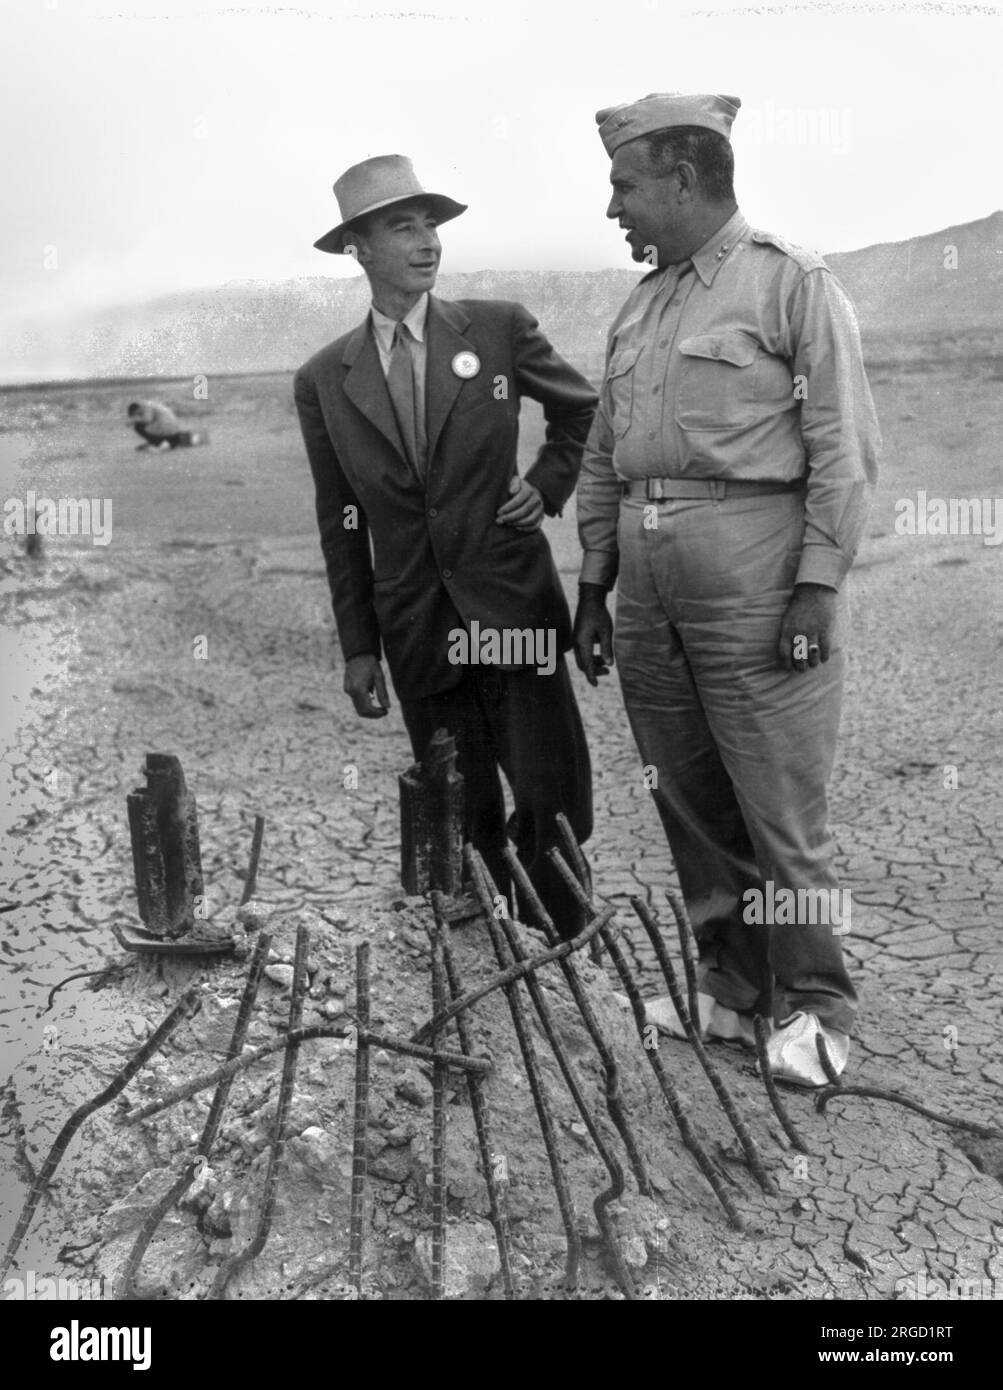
632, 897, 777, 1196
123, 1024, 489, 1127
410, 907, 613, 1047
1, 987, 202, 1281
430, 892, 515, 1299
815, 1033, 843, 1087
815, 1083, 1003, 1139
753, 1015, 811, 1155
501, 844, 652, 1199
663, 887, 702, 1042
547, 848, 745, 1233
121, 932, 272, 1298
348, 942, 371, 1296
553, 813, 602, 966
209, 924, 309, 1299
498, 911, 638, 1300
429, 928, 447, 1300
240, 814, 267, 906
467, 847, 582, 1294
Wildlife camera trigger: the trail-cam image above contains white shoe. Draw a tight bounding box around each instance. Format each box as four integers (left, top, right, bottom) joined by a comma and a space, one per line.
766, 1011, 849, 1088
644, 991, 760, 1049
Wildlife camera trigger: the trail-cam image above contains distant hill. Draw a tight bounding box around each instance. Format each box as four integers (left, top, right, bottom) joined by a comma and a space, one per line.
3, 212, 1000, 383
827, 210, 1003, 339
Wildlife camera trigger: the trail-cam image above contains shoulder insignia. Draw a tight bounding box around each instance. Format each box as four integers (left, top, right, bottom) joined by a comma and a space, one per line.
749, 228, 828, 273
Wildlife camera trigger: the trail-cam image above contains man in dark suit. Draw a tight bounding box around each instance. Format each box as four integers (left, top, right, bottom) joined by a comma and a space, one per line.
294, 155, 598, 935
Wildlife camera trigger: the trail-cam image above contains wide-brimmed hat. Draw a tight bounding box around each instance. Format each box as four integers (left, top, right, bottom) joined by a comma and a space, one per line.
313, 154, 467, 254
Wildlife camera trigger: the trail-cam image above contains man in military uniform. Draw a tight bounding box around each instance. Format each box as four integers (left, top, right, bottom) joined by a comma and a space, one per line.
574, 94, 880, 1085
295, 155, 597, 938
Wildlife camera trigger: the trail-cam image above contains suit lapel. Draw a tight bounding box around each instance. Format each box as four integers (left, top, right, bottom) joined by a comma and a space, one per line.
341, 319, 408, 464
425, 296, 473, 464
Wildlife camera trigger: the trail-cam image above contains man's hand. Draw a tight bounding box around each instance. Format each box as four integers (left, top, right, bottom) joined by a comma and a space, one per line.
778, 583, 837, 672
344, 653, 390, 718
495, 476, 544, 532
573, 585, 614, 687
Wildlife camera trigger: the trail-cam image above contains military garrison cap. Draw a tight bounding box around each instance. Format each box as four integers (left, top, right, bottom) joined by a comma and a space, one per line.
596, 93, 741, 156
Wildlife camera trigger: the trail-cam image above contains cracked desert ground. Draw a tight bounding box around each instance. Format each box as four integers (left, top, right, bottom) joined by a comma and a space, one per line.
1, 343, 1001, 1297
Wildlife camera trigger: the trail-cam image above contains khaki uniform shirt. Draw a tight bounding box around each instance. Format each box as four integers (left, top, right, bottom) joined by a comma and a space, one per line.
578, 208, 881, 591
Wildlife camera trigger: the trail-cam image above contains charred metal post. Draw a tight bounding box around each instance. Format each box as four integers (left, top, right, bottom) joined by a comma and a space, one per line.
127, 754, 205, 939
399, 728, 464, 897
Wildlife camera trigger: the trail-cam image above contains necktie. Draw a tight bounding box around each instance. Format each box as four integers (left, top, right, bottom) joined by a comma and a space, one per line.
387, 322, 426, 480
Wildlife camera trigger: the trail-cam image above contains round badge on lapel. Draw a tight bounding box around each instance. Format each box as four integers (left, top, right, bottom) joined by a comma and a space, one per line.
451, 350, 481, 380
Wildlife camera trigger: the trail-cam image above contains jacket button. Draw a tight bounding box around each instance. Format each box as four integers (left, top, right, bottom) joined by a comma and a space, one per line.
428, 507, 438, 517
442, 568, 453, 579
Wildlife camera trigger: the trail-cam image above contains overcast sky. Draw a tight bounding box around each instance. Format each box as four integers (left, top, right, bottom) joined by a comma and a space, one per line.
3, 0, 1001, 336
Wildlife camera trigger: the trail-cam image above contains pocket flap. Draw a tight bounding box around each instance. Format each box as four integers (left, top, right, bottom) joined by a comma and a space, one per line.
606, 346, 641, 380
678, 333, 758, 368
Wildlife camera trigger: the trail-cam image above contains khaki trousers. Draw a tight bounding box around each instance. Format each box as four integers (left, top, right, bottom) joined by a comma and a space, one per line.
614, 491, 857, 1033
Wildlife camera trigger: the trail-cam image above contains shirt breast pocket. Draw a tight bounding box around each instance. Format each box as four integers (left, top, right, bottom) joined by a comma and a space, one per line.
675, 332, 762, 431
605, 346, 641, 440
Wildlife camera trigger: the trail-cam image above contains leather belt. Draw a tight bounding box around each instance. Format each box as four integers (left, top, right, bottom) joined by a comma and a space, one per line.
623, 477, 804, 501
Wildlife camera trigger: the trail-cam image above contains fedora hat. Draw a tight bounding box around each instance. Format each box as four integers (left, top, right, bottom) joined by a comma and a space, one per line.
314, 154, 467, 254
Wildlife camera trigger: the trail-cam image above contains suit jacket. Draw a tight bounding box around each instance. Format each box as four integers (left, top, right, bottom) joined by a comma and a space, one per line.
294, 295, 598, 700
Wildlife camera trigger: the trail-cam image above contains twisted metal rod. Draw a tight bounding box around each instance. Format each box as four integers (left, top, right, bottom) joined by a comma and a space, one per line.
631, 897, 777, 1196
497, 908, 637, 1300
547, 848, 745, 1233
430, 892, 515, 1300
663, 887, 702, 1042
410, 907, 614, 1047
123, 1024, 489, 1126
814, 1083, 1003, 1139
467, 847, 582, 1294
120, 932, 272, 1298
501, 843, 652, 1198
753, 1016, 811, 1155
240, 815, 266, 906
815, 1034, 843, 1087
429, 926, 447, 1301
1, 988, 201, 1281
553, 813, 602, 966
209, 923, 309, 1299
348, 942, 371, 1296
